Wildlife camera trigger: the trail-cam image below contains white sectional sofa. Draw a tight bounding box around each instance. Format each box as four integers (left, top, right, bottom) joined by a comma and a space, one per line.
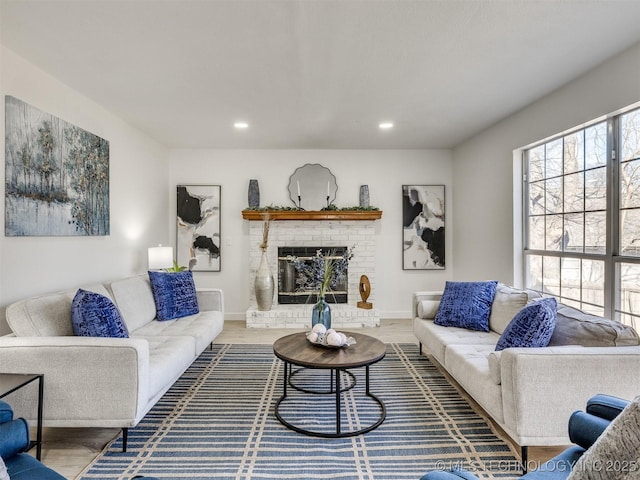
0, 274, 224, 450
413, 285, 640, 462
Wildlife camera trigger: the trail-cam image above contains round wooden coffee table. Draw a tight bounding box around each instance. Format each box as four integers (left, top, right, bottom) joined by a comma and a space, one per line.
272, 331, 386, 437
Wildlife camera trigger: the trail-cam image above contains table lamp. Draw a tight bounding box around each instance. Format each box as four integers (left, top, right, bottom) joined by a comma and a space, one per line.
148, 245, 174, 270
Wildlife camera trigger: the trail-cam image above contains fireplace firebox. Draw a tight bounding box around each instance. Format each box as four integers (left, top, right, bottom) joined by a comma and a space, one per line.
277, 246, 348, 304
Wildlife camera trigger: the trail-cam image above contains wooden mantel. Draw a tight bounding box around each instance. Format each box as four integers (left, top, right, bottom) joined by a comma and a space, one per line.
241, 210, 382, 221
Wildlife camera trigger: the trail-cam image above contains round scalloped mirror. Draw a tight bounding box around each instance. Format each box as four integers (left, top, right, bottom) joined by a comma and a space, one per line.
288, 163, 337, 211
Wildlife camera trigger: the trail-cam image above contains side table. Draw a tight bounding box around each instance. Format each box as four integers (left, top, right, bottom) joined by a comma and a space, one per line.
0, 373, 44, 460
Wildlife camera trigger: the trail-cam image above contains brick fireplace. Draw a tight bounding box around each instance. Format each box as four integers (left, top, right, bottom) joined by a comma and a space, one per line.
244, 211, 381, 328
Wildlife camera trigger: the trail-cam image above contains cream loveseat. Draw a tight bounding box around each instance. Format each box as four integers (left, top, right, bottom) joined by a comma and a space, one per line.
0, 274, 224, 450
413, 283, 640, 462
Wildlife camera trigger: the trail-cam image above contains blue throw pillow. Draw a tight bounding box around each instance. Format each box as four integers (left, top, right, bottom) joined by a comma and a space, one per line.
148, 270, 199, 321
495, 298, 558, 351
434, 281, 498, 332
71, 289, 129, 338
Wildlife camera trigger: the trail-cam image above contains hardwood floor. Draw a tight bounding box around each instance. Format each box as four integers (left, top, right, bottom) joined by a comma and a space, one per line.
34, 319, 564, 479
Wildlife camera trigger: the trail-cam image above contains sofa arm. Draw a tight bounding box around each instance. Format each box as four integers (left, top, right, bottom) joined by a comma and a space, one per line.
0, 336, 149, 427
0, 417, 29, 459
197, 288, 224, 314
568, 394, 629, 450
499, 345, 640, 446
413, 291, 443, 318
568, 411, 612, 450
586, 393, 629, 421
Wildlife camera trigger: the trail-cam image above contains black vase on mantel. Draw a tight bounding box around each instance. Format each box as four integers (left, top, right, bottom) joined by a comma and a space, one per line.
248, 179, 260, 208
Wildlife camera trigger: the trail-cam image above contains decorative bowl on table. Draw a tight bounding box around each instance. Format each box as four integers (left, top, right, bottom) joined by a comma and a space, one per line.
306, 324, 357, 348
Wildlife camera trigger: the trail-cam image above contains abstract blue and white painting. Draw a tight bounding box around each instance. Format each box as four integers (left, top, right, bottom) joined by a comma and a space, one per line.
403, 185, 445, 270
177, 185, 221, 271
5, 96, 110, 236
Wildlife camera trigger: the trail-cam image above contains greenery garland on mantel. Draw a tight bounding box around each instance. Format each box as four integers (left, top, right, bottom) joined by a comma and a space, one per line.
243, 204, 380, 212
241, 204, 382, 221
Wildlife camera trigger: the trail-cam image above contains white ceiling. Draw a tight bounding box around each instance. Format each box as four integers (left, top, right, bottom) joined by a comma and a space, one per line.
2, 0, 640, 149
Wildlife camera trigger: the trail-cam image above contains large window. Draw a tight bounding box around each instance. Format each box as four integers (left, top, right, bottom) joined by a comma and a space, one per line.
524, 106, 640, 327
618, 109, 640, 327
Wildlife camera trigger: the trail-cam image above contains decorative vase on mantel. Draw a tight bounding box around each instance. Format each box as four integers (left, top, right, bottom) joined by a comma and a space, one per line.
312, 295, 331, 329
248, 179, 260, 209
255, 249, 274, 311
359, 185, 370, 208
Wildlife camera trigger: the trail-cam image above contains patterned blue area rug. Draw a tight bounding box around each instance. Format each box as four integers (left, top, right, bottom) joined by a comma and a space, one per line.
77, 343, 520, 480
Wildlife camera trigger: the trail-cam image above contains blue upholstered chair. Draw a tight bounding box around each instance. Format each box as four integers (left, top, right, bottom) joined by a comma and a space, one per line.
420, 394, 630, 480
0, 400, 65, 480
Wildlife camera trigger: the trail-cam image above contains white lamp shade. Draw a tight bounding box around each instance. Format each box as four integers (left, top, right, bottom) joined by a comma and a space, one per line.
148, 245, 174, 270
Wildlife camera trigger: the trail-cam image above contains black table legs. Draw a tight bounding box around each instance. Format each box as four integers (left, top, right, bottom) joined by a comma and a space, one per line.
275, 361, 386, 438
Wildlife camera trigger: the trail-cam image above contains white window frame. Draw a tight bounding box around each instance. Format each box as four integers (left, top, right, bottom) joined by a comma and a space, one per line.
521, 103, 640, 325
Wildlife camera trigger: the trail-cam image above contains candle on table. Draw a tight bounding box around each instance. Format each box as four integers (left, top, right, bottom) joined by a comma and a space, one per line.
297, 181, 301, 197
327, 181, 330, 197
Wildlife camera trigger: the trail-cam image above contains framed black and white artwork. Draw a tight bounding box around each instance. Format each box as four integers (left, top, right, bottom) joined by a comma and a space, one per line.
402, 185, 445, 270
177, 185, 221, 272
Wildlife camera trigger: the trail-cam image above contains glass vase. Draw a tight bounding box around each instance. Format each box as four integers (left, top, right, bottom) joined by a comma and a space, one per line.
312, 295, 332, 329
255, 250, 274, 311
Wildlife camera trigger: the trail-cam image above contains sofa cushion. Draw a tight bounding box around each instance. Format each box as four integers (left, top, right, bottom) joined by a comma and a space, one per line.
414, 318, 499, 366
131, 310, 223, 353
444, 344, 504, 423
489, 284, 529, 334
109, 276, 158, 332
417, 300, 440, 319
549, 304, 640, 347
148, 271, 199, 321
142, 335, 197, 400
495, 298, 557, 351
71, 289, 129, 338
434, 281, 498, 332
567, 395, 640, 480
6, 284, 111, 337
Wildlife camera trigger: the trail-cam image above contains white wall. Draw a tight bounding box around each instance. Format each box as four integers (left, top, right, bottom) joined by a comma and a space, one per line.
9, 37, 636, 327
0, 46, 170, 334
168, 149, 453, 319
452, 41, 640, 285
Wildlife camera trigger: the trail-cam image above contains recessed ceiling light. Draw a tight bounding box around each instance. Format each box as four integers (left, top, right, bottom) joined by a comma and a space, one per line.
379, 122, 394, 130
234, 121, 249, 129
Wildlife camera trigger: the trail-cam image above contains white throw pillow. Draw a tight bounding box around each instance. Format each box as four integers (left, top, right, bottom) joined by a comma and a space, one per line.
417, 300, 440, 319
567, 395, 640, 480
0, 456, 9, 480
489, 284, 529, 334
